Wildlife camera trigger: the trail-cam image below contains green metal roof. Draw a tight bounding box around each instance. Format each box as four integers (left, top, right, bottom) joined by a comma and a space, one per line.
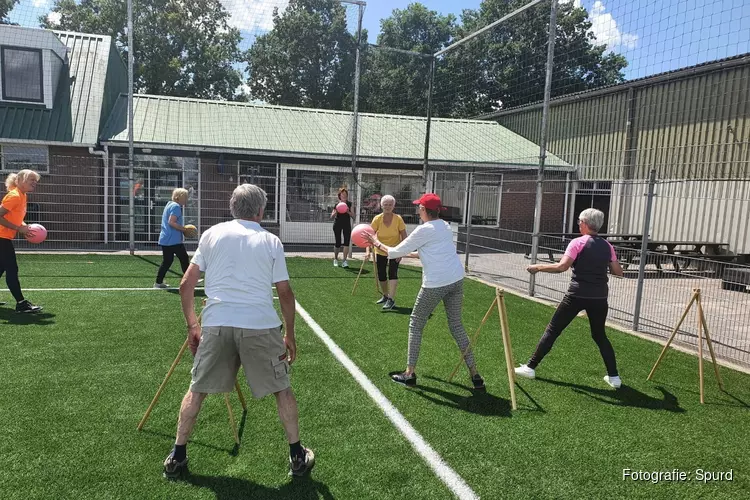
0, 28, 126, 146
101, 94, 570, 169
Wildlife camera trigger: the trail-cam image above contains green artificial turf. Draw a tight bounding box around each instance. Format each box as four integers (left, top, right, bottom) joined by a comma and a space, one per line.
1, 254, 748, 499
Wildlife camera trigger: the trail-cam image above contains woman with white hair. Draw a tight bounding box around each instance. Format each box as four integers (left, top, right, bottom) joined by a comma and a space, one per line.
0, 170, 43, 313
515, 208, 625, 388
155, 188, 192, 288
369, 194, 407, 310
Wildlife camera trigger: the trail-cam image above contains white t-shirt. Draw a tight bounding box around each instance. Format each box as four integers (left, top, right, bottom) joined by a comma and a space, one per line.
191, 219, 289, 329
388, 219, 464, 288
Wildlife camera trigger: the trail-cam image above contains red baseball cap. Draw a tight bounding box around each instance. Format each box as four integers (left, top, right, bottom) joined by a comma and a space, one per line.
412, 193, 443, 211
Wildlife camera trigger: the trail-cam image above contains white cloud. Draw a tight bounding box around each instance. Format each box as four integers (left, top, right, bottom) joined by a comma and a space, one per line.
561, 0, 583, 8
221, 0, 289, 34
46, 11, 61, 26
32, 0, 48, 8
588, 1, 638, 50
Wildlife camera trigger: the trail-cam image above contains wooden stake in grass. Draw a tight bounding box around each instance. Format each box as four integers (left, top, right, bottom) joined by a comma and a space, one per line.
352, 252, 369, 295
137, 300, 247, 439
448, 287, 517, 410
647, 288, 724, 404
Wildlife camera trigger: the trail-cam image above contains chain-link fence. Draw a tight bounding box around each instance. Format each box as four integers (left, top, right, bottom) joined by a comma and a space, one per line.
3, 0, 750, 365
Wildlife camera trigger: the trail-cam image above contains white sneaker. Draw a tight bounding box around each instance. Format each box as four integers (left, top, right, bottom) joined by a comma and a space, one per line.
154, 283, 169, 289
333, 259, 339, 267
342, 260, 349, 268
604, 375, 622, 389
514, 364, 536, 379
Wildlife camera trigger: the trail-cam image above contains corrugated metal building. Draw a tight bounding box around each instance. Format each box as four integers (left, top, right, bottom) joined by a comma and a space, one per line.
487, 54, 750, 255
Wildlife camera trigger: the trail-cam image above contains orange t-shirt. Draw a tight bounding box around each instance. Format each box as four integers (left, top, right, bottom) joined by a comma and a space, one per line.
0, 188, 27, 240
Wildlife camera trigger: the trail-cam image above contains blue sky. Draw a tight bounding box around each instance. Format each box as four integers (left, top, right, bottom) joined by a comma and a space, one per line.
9, 0, 750, 80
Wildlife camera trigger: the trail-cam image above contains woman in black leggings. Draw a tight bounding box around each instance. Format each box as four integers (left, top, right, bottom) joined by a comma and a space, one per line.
155, 188, 191, 288
515, 208, 625, 388
330, 187, 353, 268
0, 170, 43, 313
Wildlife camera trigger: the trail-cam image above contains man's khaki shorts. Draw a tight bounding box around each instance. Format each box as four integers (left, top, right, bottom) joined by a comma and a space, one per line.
189, 326, 290, 399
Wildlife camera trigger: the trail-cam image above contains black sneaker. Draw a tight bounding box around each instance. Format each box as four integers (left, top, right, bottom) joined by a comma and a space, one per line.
0, 301, 6, 306
163, 452, 188, 479
290, 447, 315, 477
382, 298, 395, 310
471, 374, 486, 392
15, 300, 42, 313
376, 295, 388, 305
390, 371, 417, 387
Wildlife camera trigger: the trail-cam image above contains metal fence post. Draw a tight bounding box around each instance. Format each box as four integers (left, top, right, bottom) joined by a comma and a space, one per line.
528, 0, 558, 297
127, 0, 135, 255
633, 169, 657, 331
464, 171, 475, 271
350, 3, 364, 255
422, 57, 436, 194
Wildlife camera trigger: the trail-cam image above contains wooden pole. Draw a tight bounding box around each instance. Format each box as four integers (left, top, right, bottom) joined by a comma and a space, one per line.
225, 393, 240, 444
372, 250, 379, 293
697, 294, 724, 390
137, 337, 189, 431
647, 289, 699, 380
497, 289, 517, 411
235, 380, 248, 411
697, 291, 705, 404
448, 297, 497, 382
352, 253, 368, 295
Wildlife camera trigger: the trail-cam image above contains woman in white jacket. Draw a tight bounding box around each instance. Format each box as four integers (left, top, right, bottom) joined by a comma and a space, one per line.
365, 193, 485, 391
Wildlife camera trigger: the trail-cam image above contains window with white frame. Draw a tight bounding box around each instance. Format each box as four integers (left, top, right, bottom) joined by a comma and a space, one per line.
0, 144, 49, 173
239, 162, 278, 222
1, 47, 44, 103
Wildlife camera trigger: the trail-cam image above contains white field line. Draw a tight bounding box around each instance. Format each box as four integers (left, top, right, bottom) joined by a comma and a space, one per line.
295, 300, 479, 500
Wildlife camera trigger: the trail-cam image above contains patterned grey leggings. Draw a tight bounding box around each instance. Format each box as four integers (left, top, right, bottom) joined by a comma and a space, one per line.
408, 279, 475, 369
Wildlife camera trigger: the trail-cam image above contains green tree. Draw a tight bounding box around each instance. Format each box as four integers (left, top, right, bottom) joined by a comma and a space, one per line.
42, 0, 243, 100
245, 0, 359, 109
445, 0, 628, 117
1, 0, 19, 24
361, 3, 455, 115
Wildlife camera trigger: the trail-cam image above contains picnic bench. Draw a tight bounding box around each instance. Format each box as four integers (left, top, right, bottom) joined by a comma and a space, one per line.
525, 233, 641, 261
610, 240, 732, 273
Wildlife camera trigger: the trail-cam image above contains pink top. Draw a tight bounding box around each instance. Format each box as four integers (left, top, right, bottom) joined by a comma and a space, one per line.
564, 235, 618, 262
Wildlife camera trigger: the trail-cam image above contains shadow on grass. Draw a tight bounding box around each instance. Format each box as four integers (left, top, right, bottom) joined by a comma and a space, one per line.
167, 288, 206, 298
656, 381, 750, 409
415, 376, 512, 417
382, 306, 414, 316
536, 377, 685, 412
716, 390, 750, 409
184, 473, 334, 500
0, 308, 56, 325
141, 410, 248, 456
135, 255, 184, 278
141, 429, 235, 455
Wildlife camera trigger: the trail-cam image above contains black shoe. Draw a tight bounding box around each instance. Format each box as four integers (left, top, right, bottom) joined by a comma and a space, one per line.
0, 301, 6, 306
376, 295, 388, 305
471, 374, 486, 392
163, 452, 188, 479
290, 447, 315, 477
382, 298, 395, 310
15, 300, 42, 313
390, 371, 417, 387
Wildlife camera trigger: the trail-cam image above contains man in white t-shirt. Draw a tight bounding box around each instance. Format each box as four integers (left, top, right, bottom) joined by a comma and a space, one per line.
365, 193, 485, 391
162, 184, 314, 479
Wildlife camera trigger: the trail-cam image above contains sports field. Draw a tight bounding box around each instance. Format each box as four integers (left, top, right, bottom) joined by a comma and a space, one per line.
1, 254, 748, 499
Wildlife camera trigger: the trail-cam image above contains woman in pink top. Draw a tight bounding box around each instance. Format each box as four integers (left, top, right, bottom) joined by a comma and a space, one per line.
515, 208, 625, 388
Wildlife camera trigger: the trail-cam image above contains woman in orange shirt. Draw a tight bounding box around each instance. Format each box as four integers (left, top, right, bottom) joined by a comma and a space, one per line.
369, 195, 407, 310
0, 170, 43, 313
